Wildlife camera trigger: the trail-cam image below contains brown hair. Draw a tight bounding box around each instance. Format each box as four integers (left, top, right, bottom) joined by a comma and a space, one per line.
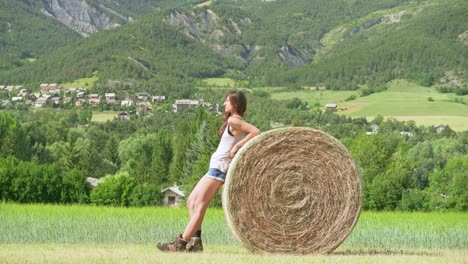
218, 90, 247, 137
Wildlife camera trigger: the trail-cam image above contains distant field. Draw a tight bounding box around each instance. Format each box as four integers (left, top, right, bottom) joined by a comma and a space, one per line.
270, 89, 359, 105
60, 73, 99, 89
202, 78, 237, 88
271, 80, 468, 131
91, 111, 120, 122
195, 0, 212, 7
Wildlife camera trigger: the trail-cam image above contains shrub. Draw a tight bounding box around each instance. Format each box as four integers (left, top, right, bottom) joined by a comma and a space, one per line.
399, 190, 429, 211
90, 172, 136, 206
128, 183, 163, 207
345, 95, 357, 101
61, 169, 89, 204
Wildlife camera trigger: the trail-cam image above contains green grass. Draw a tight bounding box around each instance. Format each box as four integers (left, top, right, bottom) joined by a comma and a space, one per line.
90, 111, 120, 122
0, 244, 465, 264
202, 78, 237, 88
270, 89, 359, 106
0, 203, 466, 263
60, 72, 99, 89
271, 80, 468, 131
0, 203, 466, 250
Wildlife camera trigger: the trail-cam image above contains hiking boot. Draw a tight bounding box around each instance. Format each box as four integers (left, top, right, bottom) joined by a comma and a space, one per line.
187, 237, 204, 253
157, 234, 188, 252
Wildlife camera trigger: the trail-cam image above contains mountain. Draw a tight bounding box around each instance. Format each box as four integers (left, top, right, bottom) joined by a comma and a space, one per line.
0, 8, 237, 97
24, 0, 206, 37
0, 0, 466, 92
0, 0, 80, 72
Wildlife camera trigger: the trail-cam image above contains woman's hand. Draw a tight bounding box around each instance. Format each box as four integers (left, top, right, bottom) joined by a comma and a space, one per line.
230, 144, 240, 158
228, 116, 260, 158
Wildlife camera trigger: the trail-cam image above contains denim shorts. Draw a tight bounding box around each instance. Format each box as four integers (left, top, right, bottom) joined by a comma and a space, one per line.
205, 168, 226, 182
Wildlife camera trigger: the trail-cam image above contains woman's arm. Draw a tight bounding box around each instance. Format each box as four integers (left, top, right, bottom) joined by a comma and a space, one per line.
229, 117, 260, 157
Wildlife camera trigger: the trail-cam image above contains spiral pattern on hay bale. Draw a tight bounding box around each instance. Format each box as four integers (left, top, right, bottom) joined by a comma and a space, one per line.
222, 127, 361, 254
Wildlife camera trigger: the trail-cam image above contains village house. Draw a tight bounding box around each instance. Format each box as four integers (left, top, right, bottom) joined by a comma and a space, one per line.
325, 103, 337, 111
366, 124, 379, 135
18, 89, 29, 98
40, 83, 59, 92
75, 99, 86, 107
40, 84, 48, 91
400, 131, 414, 137
116, 112, 131, 121
51, 97, 61, 105
161, 183, 185, 207
6, 86, 14, 92
89, 94, 100, 107
31, 92, 41, 99
25, 100, 33, 106
138, 92, 150, 101
0, 85, 5, 90
66, 87, 77, 94
173, 99, 202, 112
105, 93, 117, 105
105, 93, 116, 100
121, 97, 134, 107
433, 124, 447, 133
77, 91, 86, 98
11, 96, 23, 102
35, 97, 49, 108
64, 97, 72, 104
48, 89, 61, 96
137, 101, 151, 111
152, 96, 166, 103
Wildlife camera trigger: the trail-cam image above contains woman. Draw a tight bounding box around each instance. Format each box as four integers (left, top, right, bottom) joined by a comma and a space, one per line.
157, 90, 260, 252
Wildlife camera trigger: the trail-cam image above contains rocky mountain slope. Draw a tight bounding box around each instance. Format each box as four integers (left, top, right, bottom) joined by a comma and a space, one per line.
0, 0, 465, 90
40, 0, 127, 37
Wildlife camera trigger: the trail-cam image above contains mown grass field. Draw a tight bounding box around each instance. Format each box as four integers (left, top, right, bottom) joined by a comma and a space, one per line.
0, 203, 466, 263
271, 80, 468, 131
60, 72, 99, 89
202, 78, 238, 88
90, 111, 120, 122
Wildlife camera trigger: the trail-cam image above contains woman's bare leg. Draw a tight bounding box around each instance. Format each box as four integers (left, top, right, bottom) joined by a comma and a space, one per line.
182, 176, 223, 241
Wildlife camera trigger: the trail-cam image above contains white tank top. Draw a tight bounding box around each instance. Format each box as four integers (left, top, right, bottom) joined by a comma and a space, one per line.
209, 124, 243, 173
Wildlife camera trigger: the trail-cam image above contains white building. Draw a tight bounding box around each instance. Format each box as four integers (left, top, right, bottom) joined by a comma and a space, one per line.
35, 98, 49, 108
173, 99, 202, 112
161, 183, 185, 207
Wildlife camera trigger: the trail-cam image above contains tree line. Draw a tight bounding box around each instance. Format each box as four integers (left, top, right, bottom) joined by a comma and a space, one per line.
0, 92, 466, 210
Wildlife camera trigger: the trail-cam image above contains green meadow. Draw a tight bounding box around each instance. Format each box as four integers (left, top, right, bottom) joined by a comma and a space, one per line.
90, 111, 121, 122
60, 72, 99, 89
202, 78, 238, 88
271, 80, 468, 131
0, 203, 466, 263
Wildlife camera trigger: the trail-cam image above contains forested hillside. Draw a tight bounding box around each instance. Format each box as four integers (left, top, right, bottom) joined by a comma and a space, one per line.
0, 0, 80, 72
0, 9, 237, 97
266, 0, 468, 89
0, 0, 466, 91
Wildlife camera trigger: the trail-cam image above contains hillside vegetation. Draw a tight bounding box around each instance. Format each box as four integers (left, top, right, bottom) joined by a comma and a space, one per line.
0, 0, 466, 92
0, 0, 80, 72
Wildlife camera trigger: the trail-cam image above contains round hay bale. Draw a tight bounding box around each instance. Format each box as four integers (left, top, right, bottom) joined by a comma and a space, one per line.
222, 127, 361, 254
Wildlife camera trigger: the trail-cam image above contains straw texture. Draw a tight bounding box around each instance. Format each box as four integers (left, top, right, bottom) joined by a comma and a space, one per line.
222, 127, 361, 254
